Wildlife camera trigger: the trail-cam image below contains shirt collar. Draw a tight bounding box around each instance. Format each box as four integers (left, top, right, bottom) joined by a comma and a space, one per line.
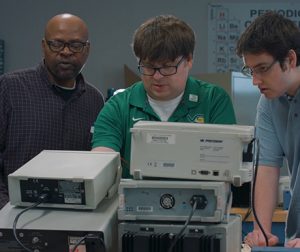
129, 77, 200, 106
128, 77, 200, 120
128, 81, 148, 109
179, 77, 202, 108
38, 61, 86, 93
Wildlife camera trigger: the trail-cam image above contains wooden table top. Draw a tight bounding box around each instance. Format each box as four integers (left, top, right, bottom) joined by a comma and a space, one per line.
231, 207, 287, 222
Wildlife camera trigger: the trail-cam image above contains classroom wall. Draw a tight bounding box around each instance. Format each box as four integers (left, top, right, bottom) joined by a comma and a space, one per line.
0, 0, 292, 96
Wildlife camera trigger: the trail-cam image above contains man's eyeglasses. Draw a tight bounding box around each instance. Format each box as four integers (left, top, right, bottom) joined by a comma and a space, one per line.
46, 40, 89, 53
138, 57, 185, 76
241, 60, 278, 77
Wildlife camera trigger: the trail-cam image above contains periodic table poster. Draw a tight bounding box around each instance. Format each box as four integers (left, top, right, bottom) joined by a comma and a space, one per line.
208, 3, 300, 72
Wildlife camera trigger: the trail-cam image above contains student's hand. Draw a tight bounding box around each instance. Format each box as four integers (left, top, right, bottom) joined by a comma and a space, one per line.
286, 238, 300, 248
244, 230, 279, 247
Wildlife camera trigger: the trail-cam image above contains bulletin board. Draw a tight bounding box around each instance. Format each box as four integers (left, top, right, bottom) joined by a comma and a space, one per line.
208, 3, 300, 72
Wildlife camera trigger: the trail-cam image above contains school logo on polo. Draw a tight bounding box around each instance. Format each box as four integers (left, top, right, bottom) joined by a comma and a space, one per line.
187, 114, 204, 123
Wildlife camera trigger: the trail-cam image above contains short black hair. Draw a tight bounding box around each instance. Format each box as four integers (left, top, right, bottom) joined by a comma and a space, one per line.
236, 11, 300, 66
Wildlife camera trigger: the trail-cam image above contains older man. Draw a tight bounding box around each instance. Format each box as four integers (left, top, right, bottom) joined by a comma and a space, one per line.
0, 13, 104, 208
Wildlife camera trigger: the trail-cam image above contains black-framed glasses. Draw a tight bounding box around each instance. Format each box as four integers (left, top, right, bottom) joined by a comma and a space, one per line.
241, 60, 278, 77
138, 57, 185, 76
46, 40, 89, 53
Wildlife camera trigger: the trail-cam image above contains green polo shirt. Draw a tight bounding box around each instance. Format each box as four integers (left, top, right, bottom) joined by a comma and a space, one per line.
92, 76, 236, 178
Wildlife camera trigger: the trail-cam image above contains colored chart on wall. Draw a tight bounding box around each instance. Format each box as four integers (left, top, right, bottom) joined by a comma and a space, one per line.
208, 3, 300, 72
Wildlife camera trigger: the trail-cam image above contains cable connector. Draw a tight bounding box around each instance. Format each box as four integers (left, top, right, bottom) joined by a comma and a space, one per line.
38, 193, 49, 203
190, 195, 208, 209
243, 138, 255, 162
85, 234, 105, 252
71, 233, 105, 252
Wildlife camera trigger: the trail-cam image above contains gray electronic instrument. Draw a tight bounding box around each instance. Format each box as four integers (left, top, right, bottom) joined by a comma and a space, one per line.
0, 195, 118, 252
119, 215, 241, 252
118, 179, 231, 223
130, 121, 254, 186
8, 150, 121, 209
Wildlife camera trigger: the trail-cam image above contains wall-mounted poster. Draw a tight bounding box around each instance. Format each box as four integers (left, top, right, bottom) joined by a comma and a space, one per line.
208, 3, 300, 72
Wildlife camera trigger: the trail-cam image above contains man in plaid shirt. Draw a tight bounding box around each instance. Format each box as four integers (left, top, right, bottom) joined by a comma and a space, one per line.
0, 13, 104, 208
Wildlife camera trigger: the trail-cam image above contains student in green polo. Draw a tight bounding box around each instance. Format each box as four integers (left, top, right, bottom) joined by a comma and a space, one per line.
92, 15, 236, 178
